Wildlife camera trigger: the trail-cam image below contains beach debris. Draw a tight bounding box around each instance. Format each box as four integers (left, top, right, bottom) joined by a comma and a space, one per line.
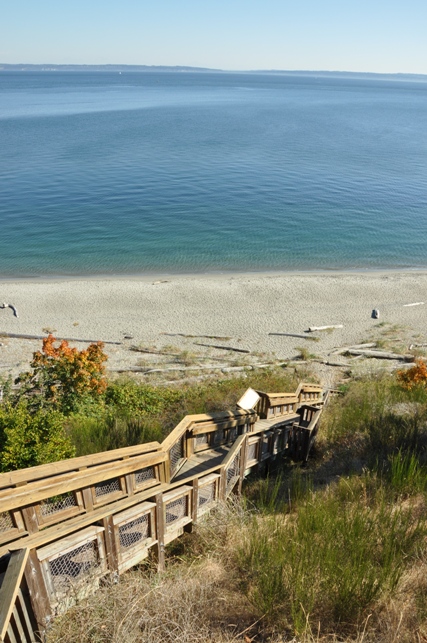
408, 343, 427, 350
323, 360, 351, 367
307, 325, 343, 332
0, 332, 121, 345
161, 332, 232, 340
330, 342, 376, 355
152, 280, 170, 285
194, 342, 250, 353
123, 335, 134, 340
372, 309, 380, 319
1, 303, 18, 318
345, 349, 414, 362
403, 302, 425, 307
269, 332, 319, 341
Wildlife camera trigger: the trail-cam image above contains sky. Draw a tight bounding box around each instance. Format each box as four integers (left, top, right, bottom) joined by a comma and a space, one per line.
1, 0, 427, 74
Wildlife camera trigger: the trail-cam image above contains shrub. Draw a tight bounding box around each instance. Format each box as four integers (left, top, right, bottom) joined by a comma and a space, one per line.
17, 334, 108, 413
0, 402, 75, 471
397, 358, 427, 390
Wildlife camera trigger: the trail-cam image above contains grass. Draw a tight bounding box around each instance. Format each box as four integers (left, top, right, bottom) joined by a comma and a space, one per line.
46, 366, 427, 642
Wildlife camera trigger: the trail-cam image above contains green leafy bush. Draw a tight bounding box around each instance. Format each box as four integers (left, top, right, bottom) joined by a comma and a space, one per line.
0, 402, 75, 471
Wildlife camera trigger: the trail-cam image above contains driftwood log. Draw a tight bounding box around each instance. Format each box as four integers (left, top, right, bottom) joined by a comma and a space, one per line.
0, 332, 121, 345
194, 342, 250, 354
160, 333, 232, 340
308, 325, 343, 332
345, 349, 415, 361
330, 343, 376, 355
0, 303, 18, 318
268, 332, 318, 340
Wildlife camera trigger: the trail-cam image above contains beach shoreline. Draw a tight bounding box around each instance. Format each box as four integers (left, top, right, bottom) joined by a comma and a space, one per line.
1, 271, 426, 383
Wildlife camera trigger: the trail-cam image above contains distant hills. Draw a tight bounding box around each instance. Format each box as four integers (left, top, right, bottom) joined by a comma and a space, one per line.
0, 64, 426, 81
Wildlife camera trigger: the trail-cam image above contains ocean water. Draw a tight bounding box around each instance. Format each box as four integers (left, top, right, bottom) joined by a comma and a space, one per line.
1, 71, 426, 277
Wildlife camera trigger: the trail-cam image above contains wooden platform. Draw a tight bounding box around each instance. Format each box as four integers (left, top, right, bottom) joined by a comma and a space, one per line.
173, 415, 300, 482
174, 446, 230, 481
254, 414, 299, 431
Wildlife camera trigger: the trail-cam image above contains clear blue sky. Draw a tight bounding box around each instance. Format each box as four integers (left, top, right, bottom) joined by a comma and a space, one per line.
1, 0, 427, 74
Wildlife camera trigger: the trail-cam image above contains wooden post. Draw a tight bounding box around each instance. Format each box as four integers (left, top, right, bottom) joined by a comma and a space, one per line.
103, 516, 119, 573
0, 549, 30, 642
81, 487, 94, 512
191, 478, 199, 525
219, 468, 227, 500
238, 436, 248, 494
20, 507, 39, 534
153, 493, 165, 572
24, 550, 52, 633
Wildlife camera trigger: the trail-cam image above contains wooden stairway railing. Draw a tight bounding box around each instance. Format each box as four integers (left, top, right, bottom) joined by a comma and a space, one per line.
0, 382, 324, 640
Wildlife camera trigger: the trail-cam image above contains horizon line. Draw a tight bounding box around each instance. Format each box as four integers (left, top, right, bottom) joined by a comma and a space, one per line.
1, 63, 427, 78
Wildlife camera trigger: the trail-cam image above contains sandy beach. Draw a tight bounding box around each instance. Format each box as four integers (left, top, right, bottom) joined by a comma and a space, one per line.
1, 271, 427, 384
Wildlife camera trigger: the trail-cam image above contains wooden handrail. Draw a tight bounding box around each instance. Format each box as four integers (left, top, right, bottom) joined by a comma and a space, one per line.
0, 548, 29, 641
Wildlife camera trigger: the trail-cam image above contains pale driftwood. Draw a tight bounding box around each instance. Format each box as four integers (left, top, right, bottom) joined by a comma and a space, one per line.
130, 346, 178, 356
112, 362, 282, 374
161, 332, 232, 340
345, 349, 415, 361
268, 332, 318, 340
403, 302, 424, 307
0, 332, 121, 345
308, 325, 343, 332
0, 303, 18, 318
330, 343, 376, 355
194, 342, 250, 354
113, 365, 230, 374
409, 343, 427, 349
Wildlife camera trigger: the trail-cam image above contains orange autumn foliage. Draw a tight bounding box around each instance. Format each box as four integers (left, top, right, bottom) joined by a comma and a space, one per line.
27, 334, 108, 410
397, 358, 427, 390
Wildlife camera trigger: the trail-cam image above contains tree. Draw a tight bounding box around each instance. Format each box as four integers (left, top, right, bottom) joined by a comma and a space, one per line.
17, 334, 108, 412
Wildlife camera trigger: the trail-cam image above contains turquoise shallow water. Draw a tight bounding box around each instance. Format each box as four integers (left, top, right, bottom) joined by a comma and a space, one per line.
1, 71, 426, 277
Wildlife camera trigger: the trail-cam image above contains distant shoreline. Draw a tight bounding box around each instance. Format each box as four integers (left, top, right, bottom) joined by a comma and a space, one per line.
2, 267, 427, 285
1, 65, 426, 81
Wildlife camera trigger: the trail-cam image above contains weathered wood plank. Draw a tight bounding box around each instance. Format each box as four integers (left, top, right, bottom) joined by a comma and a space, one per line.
0, 548, 29, 641
0, 441, 162, 490
0, 453, 167, 514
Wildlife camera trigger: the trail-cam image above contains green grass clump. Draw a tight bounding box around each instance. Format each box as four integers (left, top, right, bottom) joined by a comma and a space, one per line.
236, 476, 425, 635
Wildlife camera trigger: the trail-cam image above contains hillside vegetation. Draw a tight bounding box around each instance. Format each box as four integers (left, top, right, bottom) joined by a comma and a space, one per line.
46, 368, 427, 642
2, 337, 427, 641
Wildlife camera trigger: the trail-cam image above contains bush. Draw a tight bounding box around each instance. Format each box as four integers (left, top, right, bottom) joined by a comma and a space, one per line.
397, 358, 427, 390
0, 402, 75, 471
17, 334, 108, 413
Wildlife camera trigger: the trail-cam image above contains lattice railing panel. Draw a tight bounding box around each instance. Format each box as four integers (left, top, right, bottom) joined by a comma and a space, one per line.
0, 510, 14, 532
95, 478, 121, 498
198, 483, 215, 508
134, 467, 155, 487
165, 496, 187, 525
49, 540, 99, 596
119, 514, 150, 551
246, 442, 257, 462
228, 427, 238, 443
169, 436, 185, 477
40, 493, 78, 517
262, 436, 270, 456
226, 453, 240, 493
195, 433, 208, 447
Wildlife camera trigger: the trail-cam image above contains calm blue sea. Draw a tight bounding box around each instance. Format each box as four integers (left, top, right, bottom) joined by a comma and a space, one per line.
1, 71, 426, 277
